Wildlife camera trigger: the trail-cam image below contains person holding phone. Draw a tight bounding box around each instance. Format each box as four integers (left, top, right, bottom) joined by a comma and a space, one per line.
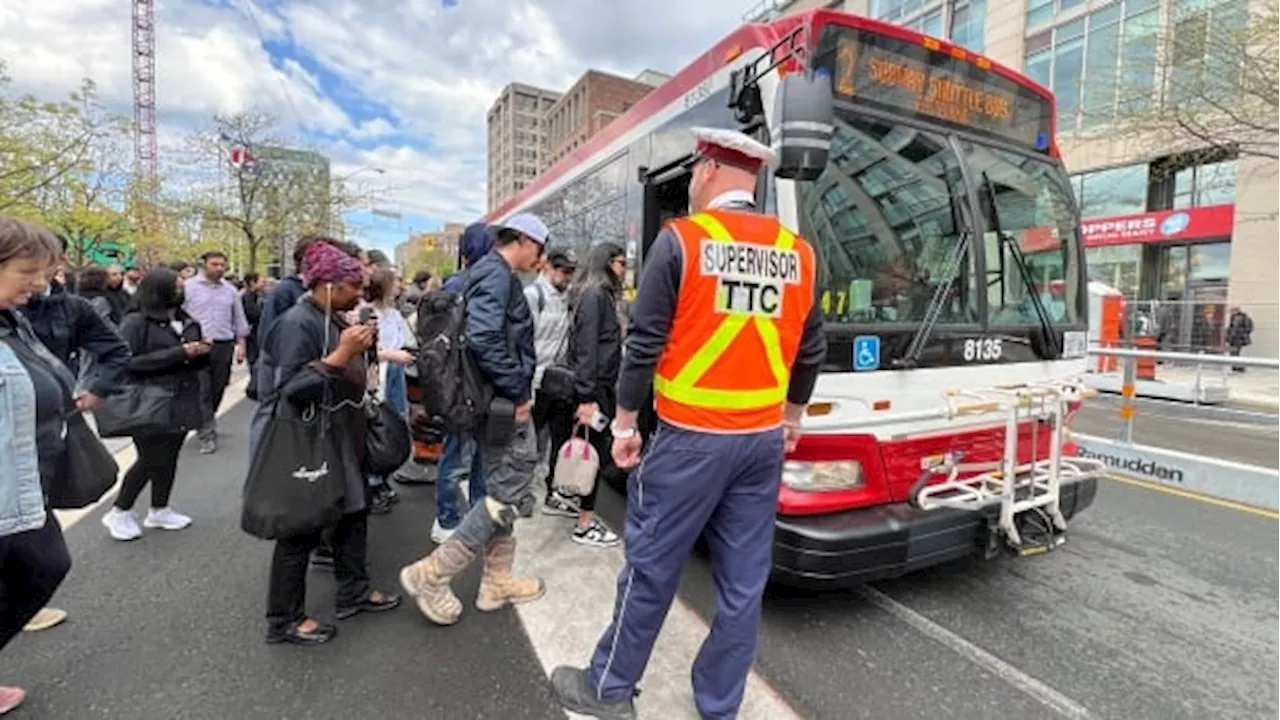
563, 242, 626, 548
101, 268, 209, 541
251, 239, 401, 646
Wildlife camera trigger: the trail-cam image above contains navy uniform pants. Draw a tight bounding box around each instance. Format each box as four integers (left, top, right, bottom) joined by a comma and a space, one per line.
587, 421, 784, 719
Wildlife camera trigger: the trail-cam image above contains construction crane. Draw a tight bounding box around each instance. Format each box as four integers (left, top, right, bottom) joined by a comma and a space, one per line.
132, 0, 158, 240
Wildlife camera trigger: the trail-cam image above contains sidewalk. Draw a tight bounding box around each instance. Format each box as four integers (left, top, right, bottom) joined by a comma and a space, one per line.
1155, 365, 1279, 411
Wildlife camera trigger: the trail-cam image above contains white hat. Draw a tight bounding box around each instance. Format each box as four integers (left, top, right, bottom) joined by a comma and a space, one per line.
691, 126, 776, 169
494, 212, 550, 245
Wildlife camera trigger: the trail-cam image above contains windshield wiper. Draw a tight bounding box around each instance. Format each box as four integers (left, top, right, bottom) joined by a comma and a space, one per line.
981, 171, 1060, 357
893, 180, 972, 369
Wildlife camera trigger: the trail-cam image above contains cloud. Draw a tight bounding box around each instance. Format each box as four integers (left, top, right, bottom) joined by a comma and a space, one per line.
1, 0, 741, 248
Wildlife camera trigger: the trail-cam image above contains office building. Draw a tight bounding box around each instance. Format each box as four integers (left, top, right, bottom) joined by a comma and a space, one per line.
543, 70, 665, 170
487, 83, 562, 212
243, 145, 332, 276
750, 0, 1278, 357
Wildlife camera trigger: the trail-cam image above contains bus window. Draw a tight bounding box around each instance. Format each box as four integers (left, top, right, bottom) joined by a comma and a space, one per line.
795, 111, 978, 326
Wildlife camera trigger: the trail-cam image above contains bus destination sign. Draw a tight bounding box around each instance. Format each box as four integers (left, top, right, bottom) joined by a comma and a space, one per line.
828, 29, 1052, 151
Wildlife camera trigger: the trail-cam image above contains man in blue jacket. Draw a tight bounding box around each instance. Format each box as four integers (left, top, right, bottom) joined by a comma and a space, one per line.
401, 213, 547, 626
426, 222, 492, 543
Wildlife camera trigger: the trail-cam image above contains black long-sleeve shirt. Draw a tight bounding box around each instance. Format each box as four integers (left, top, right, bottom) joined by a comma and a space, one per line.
616, 222, 827, 415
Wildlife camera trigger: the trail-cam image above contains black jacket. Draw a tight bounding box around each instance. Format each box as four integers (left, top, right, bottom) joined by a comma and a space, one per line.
463, 251, 536, 406
117, 310, 208, 432
570, 283, 622, 409
22, 291, 131, 398
251, 298, 368, 515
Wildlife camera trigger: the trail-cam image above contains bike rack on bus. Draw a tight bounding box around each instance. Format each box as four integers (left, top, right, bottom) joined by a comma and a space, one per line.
909, 380, 1108, 555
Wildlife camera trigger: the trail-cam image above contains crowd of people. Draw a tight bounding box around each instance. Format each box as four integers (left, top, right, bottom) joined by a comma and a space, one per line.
0, 217, 636, 710
0, 126, 828, 720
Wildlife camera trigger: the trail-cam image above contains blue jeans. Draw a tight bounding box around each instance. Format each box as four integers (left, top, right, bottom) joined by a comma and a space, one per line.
435, 431, 486, 529
368, 364, 410, 488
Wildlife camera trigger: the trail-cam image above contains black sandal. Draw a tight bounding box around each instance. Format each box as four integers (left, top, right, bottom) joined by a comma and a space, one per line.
335, 590, 402, 620
266, 619, 337, 645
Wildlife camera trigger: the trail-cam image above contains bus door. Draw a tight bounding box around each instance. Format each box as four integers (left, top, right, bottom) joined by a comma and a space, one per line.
640, 156, 693, 263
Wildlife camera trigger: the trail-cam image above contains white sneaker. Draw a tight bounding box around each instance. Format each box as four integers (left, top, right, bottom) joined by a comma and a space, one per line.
430, 518, 455, 544
144, 507, 192, 531
102, 509, 143, 541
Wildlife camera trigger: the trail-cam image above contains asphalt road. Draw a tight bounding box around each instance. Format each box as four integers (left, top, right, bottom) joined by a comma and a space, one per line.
1073, 395, 1279, 469
593, 469, 1280, 719
3, 399, 564, 720
6, 389, 1276, 719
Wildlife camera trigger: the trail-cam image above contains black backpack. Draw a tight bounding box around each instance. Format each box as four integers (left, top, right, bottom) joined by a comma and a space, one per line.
414, 288, 492, 433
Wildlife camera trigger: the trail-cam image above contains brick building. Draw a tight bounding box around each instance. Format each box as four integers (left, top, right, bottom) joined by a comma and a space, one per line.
543, 70, 668, 171
393, 222, 465, 270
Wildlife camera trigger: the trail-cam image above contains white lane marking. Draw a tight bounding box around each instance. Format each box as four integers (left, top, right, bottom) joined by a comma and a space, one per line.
857, 586, 1095, 720
511, 508, 801, 719
57, 375, 251, 530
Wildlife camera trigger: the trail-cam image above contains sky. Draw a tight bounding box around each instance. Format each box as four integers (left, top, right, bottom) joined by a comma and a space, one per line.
0, 0, 750, 259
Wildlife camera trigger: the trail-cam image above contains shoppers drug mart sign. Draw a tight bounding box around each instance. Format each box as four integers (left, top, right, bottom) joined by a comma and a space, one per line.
1081, 204, 1235, 247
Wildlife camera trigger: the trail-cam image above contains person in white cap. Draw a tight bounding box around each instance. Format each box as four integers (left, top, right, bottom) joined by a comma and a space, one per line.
549, 126, 827, 719
400, 211, 551, 625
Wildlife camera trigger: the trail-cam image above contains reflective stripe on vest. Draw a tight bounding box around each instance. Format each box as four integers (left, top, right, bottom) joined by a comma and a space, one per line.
652, 212, 795, 411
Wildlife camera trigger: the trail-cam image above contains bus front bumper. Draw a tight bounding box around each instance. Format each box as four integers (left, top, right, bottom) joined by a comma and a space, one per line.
771, 476, 1098, 589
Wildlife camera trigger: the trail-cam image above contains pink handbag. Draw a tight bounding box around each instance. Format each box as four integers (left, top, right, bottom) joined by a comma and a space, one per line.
553, 426, 599, 497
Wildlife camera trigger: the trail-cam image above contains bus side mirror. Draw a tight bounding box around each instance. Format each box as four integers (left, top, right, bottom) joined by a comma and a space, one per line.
770, 72, 833, 182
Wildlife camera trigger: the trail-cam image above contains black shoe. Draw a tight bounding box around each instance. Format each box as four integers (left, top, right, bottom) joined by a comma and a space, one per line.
380, 485, 400, 504
549, 666, 636, 720
335, 591, 403, 620
265, 620, 338, 646
369, 493, 393, 515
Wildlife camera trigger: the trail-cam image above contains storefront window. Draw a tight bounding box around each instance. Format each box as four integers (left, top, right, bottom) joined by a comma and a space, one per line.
1086, 245, 1142, 297
1077, 164, 1148, 217
1161, 246, 1188, 298
1189, 242, 1231, 281
1173, 159, 1237, 208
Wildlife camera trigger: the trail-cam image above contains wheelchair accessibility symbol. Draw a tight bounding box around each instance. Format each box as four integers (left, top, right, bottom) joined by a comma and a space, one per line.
853, 335, 880, 371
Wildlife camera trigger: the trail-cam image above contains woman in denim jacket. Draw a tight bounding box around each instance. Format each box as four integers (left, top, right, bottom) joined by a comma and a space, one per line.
0, 218, 75, 715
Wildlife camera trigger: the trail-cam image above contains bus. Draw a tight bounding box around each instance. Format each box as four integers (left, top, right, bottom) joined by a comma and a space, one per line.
487, 9, 1104, 588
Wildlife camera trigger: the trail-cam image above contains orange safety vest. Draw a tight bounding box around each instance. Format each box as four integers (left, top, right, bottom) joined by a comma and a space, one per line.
653, 209, 817, 433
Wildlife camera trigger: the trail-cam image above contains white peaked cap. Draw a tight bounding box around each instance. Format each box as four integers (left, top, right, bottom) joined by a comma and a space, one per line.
691, 126, 776, 169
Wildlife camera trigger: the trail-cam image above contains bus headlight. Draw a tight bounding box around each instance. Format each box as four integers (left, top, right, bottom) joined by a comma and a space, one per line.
781, 460, 864, 492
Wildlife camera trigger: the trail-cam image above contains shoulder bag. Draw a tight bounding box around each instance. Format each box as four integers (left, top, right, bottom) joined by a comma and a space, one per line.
241, 398, 345, 540
50, 412, 119, 509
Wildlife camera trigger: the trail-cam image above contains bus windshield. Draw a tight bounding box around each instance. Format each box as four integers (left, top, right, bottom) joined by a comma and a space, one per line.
794, 110, 1082, 329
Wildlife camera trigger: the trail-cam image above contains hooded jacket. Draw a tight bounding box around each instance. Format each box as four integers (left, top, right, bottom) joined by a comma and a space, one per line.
443, 222, 494, 294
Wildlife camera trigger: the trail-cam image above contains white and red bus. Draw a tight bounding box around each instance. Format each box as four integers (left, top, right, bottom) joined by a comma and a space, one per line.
487, 9, 1101, 587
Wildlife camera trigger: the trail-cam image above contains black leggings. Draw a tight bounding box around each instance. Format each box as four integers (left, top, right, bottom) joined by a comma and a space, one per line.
534, 394, 575, 494
0, 511, 72, 651
116, 433, 187, 511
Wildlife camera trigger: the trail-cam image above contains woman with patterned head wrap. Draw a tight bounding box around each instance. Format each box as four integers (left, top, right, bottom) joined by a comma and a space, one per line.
249, 239, 402, 646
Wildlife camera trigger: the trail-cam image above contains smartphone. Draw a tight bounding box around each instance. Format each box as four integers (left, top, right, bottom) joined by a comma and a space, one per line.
358, 306, 377, 325
590, 410, 610, 433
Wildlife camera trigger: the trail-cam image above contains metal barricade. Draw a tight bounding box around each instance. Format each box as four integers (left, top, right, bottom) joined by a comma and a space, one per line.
1078, 346, 1279, 512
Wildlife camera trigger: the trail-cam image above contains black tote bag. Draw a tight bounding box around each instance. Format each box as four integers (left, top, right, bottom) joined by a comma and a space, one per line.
50, 413, 120, 509
93, 383, 175, 438
363, 393, 411, 476
240, 400, 345, 541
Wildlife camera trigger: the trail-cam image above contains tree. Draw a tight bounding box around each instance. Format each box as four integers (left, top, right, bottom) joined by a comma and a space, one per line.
0, 63, 130, 232
1114, 0, 1278, 161
183, 110, 383, 271
404, 246, 457, 280
40, 91, 136, 268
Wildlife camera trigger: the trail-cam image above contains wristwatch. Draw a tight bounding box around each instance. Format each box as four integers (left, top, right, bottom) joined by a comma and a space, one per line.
610, 421, 638, 439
